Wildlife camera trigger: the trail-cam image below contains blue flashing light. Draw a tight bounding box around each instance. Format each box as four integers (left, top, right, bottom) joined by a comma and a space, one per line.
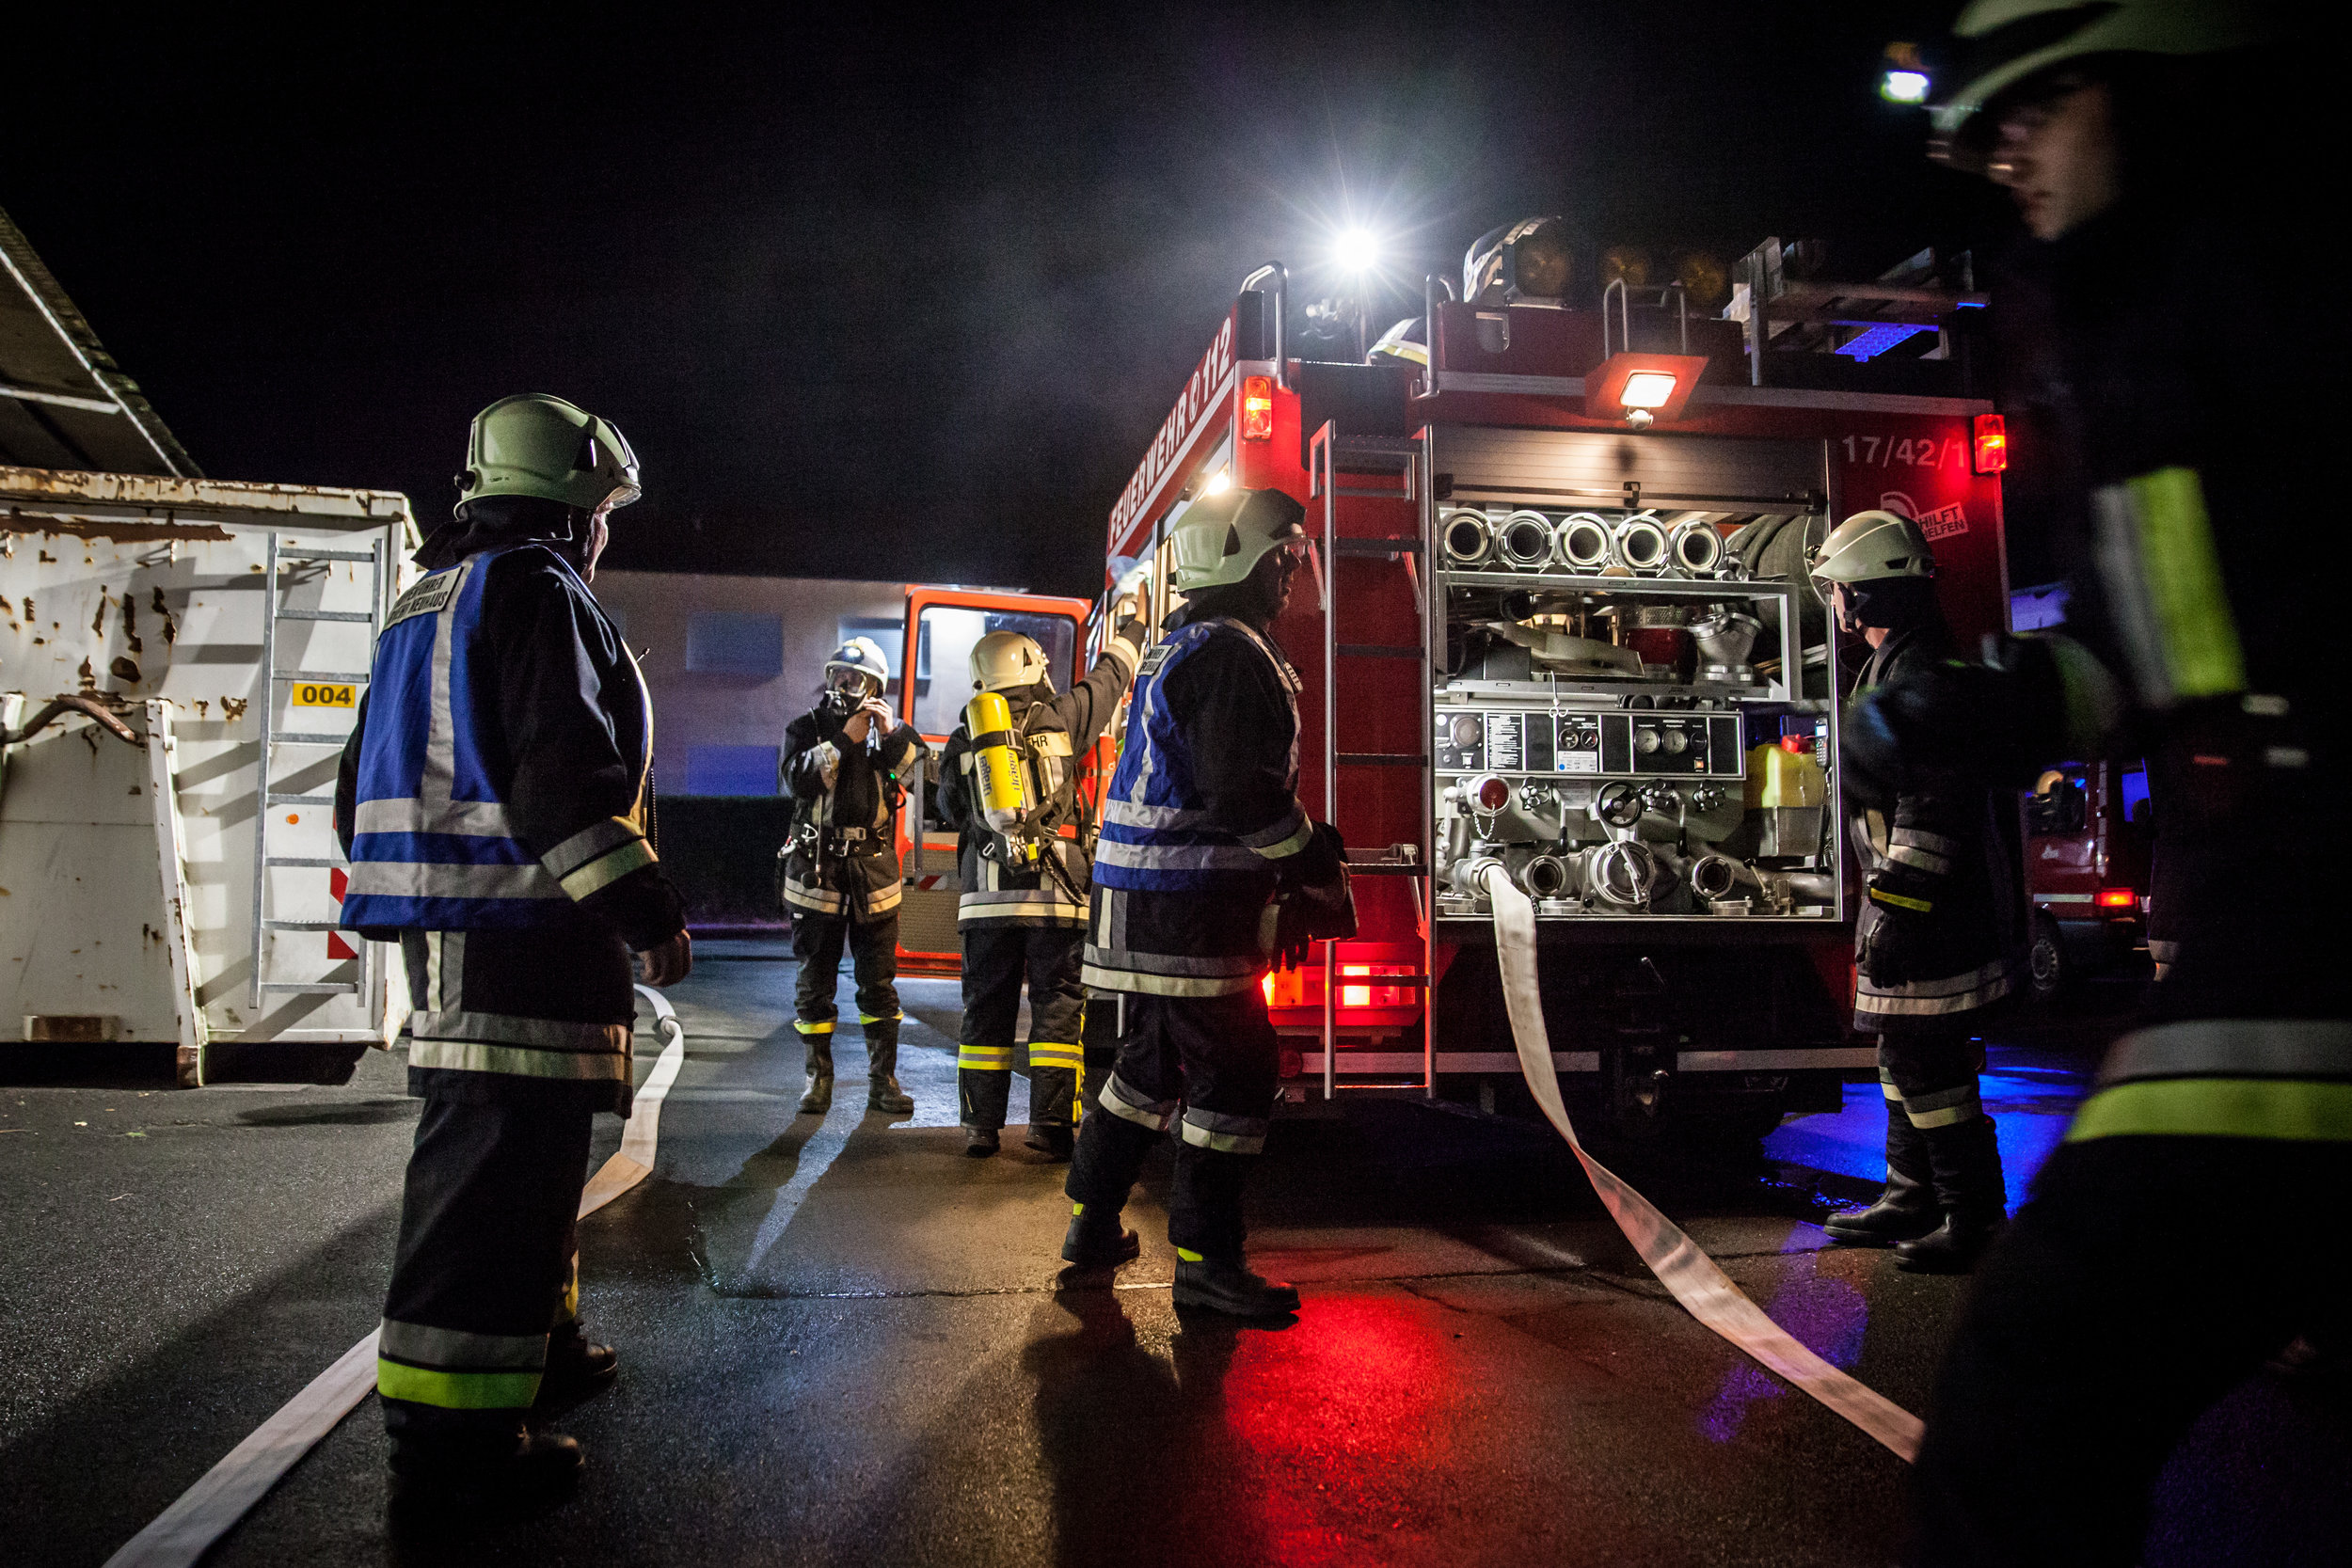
1835, 322, 1931, 361
1881, 70, 1931, 103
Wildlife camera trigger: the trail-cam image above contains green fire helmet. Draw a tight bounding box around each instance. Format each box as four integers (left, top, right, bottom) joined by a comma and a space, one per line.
1809, 509, 1938, 585
455, 394, 642, 515
1931, 0, 2273, 171
1167, 487, 1309, 593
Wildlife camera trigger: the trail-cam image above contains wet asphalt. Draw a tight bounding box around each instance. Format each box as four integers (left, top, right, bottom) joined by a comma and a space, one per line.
2, 946, 2345, 1566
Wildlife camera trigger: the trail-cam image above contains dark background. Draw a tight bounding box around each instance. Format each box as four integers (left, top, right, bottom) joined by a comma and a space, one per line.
5, 5, 2002, 600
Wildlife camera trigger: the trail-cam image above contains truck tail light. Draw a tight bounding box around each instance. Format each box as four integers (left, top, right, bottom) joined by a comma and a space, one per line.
2095, 888, 2138, 910
1972, 413, 2008, 474
1241, 374, 1274, 441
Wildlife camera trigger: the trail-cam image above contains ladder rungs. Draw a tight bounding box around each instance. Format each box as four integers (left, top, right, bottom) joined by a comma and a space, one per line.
260, 982, 360, 994
275, 610, 373, 624
266, 857, 344, 868
266, 793, 335, 806
1344, 863, 1431, 878
1336, 752, 1427, 768
274, 671, 371, 683
1329, 487, 1409, 499
273, 732, 351, 745
264, 920, 345, 931
1335, 643, 1424, 659
279, 549, 375, 562
1331, 538, 1423, 557
1323, 973, 1431, 987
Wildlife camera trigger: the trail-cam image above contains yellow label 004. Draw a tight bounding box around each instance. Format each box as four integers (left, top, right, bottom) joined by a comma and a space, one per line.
292, 683, 357, 708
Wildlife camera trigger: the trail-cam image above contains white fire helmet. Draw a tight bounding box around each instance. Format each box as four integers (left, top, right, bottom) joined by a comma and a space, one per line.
971, 631, 1053, 693
824, 636, 890, 695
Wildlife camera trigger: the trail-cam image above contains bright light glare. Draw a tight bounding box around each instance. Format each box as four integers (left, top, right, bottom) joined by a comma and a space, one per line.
1881, 70, 1931, 103
1203, 467, 1232, 494
1335, 227, 1380, 274
1620, 372, 1679, 409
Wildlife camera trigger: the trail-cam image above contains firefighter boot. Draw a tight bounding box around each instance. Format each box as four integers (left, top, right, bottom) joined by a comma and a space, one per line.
1061, 1201, 1141, 1267
1173, 1254, 1301, 1318
1025, 1064, 1077, 1160
534, 1323, 618, 1405
1895, 1115, 2008, 1275
387, 1418, 582, 1524
1822, 1096, 1938, 1246
797, 1029, 834, 1116
865, 1017, 914, 1115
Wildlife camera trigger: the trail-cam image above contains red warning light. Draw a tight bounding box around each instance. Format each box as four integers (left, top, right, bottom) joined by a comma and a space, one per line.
2095, 888, 2138, 910
1241, 374, 1274, 442
1972, 413, 2008, 474
1779, 735, 1808, 754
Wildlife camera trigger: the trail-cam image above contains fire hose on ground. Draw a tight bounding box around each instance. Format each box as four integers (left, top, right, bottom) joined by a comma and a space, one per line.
1480, 863, 1925, 1462
101, 985, 691, 1568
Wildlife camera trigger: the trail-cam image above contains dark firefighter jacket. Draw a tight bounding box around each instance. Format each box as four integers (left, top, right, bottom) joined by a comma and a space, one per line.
334, 542, 684, 953
934, 624, 1144, 929
778, 704, 927, 923
1846, 621, 2026, 1029
1081, 606, 1311, 997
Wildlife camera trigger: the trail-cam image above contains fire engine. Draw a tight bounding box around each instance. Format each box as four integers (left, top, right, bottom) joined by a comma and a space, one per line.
1091, 224, 2014, 1139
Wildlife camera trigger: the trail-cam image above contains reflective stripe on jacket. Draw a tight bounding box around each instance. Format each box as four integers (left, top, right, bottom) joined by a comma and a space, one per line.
2067, 1019, 2352, 1143
342, 546, 658, 932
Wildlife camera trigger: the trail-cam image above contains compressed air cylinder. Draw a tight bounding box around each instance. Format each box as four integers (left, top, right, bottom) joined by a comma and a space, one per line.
964, 690, 1035, 858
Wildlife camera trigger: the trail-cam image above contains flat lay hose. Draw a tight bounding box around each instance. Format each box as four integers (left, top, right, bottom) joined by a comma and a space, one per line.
1481, 864, 1924, 1461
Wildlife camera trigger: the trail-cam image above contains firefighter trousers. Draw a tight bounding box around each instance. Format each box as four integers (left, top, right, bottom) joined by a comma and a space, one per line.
377, 1082, 597, 1467
1909, 1133, 2352, 1566
793, 910, 900, 1047
959, 924, 1086, 1132
1871, 1021, 2004, 1219
1066, 989, 1279, 1259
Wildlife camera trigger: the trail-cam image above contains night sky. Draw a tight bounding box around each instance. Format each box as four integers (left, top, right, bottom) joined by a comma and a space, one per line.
8, 6, 2003, 600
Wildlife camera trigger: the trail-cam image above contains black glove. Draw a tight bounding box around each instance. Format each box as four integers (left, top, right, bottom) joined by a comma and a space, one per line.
1272, 824, 1357, 972
1856, 863, 1943, 988
1280, 819, 1347, 891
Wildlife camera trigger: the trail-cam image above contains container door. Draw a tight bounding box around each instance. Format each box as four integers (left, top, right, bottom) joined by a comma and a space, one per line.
893, 587, 1092, 974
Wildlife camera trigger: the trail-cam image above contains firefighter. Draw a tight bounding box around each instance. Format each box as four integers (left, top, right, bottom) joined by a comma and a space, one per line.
1810, 511, 2024, 1273
1062, 487, 1354, 1317
934, 595, 1147, 1158
779, 637, 926, 1115
335, 393, 691, 1512
1844, 5, 2345, 1561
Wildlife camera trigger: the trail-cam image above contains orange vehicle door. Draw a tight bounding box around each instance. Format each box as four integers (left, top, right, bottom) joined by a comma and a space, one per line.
893, 586, 1093, 974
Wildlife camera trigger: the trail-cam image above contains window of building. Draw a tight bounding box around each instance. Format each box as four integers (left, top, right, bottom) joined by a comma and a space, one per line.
684, 744, 780, 796
686, 612, 784, 675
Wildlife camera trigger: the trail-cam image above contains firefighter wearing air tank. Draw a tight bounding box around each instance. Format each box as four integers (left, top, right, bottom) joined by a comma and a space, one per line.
1062, 487, 1354, 1318
335, 394, 691, 1512
934, 591, 1147, 1158
1851, 6, 2345, 1561
779, 637, 927, 1115
1810, 510, 2024, 1275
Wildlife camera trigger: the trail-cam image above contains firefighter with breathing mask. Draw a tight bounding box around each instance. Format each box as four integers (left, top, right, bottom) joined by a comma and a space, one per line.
1811, 510, 2025, 1274
336, 393, 691, 1513
934, 579, 1148, 1158
779, 636, 927, 1115
1061, 487, 1354, 1317
1844, 4, 2346, 1561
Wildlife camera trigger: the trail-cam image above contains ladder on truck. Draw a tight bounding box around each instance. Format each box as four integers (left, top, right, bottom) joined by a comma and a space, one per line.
1308, 420, 1434, 1100
249, 532, 384, 1008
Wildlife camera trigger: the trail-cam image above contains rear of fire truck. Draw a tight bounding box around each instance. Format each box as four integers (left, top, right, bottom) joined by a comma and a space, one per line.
1095, 227, 2012, 1142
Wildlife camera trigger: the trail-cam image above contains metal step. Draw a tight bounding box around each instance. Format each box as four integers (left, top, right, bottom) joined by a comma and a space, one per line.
265, 793, 336, 807
1331, 537, 1422, 558
278, 548, 375, 563
273, 670, 371, 683
1336, 752, 1427, 768
272, 732, 351, 746
265, 857, 343, 869
275, 610, 373, 624
259, 982, 360, 994
1335, 643, 1424, 659
263, 920, 345, 931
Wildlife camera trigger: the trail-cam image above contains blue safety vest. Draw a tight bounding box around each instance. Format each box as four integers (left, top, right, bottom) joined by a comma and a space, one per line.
342, 546, 640, 930
1092, 616, 1308, 895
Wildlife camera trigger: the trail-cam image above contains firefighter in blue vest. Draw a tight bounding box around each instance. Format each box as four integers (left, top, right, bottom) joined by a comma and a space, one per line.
335, 393, 691, 1513
934, 598, 1145, 1158
778, 637, 926, 1115
1063, 486, 1354, 1317
1840, 6, 2346, 1560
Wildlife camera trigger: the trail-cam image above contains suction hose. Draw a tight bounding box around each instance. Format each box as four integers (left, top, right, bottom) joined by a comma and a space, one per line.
1476, 863, 1924, 1461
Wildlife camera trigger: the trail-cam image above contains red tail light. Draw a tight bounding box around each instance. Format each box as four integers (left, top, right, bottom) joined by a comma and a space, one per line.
1972, 413, 2008, 474
2095, 888, 2138, 910
1241, 374, 1274, 442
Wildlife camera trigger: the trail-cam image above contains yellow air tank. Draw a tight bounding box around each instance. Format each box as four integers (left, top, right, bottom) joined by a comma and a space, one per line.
964, 690, 1035, 860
